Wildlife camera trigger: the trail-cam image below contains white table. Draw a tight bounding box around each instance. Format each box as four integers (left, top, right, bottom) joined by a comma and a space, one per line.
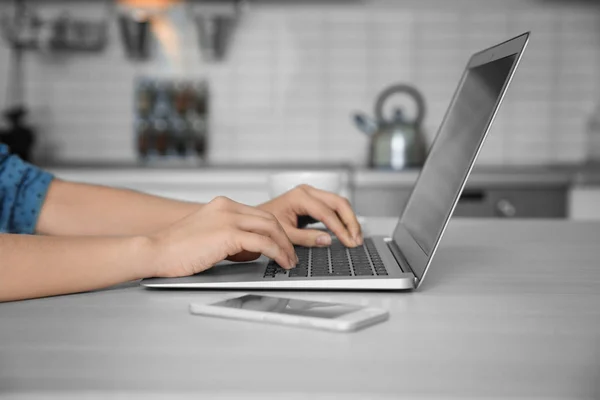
2, 218, 600, 399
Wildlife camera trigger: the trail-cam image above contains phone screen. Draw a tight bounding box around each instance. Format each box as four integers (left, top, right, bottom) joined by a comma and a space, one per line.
211, 295, 361, 319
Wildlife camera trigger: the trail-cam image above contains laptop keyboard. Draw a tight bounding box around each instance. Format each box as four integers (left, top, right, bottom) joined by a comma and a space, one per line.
263, 238, 388, 278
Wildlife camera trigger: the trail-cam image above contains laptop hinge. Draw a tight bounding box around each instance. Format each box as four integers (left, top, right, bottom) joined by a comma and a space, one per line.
384, 238, 419, 285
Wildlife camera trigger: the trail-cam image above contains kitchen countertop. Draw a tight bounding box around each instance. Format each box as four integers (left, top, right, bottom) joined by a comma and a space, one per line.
42, 162, 353, 187
42, 161, 596, 188
353, 165, 576, 188
40, 161, 354, 171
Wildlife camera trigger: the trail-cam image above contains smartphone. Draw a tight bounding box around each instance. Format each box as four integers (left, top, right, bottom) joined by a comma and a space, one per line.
189, 294, 389, 332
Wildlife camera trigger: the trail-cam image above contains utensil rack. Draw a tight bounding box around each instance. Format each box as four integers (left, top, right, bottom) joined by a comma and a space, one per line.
0, 0, 109, 52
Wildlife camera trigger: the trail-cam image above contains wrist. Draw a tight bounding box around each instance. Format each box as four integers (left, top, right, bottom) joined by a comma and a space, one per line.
128, 235, 160, 280
182, 202, 204, 216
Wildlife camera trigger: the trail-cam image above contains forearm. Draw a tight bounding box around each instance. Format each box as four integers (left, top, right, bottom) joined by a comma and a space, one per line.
0, 233, 154, 302
36, 179, 203, 236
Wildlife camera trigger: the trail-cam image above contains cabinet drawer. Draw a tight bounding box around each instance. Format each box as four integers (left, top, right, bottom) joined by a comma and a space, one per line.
454, 188, 567, 218
569, 187, 600, 220
354, 187, 567, 218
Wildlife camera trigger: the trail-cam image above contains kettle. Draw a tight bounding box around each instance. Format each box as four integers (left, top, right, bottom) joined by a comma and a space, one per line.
354, 84, 428, 170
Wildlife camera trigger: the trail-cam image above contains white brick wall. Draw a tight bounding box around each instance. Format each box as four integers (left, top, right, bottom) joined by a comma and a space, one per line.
1, 0, 599, 166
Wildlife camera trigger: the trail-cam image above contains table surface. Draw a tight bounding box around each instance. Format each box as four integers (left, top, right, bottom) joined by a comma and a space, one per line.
2, 218, 600, 399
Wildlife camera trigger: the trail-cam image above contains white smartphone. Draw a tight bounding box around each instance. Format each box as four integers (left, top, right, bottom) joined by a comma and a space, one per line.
189, 294, 389, 333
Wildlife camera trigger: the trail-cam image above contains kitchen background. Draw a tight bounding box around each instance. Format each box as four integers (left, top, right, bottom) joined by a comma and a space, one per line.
2, 0, 600, 219
1, 0, 599, 165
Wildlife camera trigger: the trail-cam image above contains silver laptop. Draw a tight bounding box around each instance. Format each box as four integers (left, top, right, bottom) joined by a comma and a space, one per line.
141, 32, 529, 291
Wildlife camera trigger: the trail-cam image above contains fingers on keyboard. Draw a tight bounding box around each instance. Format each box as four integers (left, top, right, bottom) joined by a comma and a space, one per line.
264, 238, 388, 278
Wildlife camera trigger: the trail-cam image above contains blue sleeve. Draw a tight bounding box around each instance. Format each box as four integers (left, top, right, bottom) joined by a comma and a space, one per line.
0, 144, 54, 234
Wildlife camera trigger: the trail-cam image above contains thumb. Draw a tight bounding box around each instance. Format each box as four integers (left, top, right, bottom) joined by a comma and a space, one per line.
287, 228, 332, 247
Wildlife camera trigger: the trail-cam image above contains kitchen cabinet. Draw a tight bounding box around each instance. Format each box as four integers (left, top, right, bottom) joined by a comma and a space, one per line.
568, 168, 600, 220
48, 166, 571, 219
352, 168, 571, 218
568, 186, 600, 220
353, 186, 568, 218
454, 187, 567, 218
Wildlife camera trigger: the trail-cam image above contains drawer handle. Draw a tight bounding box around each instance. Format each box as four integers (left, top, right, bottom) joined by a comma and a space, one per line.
496, 199, 517, 218
459, 190, 485, 202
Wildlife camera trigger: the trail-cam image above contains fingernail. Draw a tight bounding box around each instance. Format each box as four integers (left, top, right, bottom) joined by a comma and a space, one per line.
289, 257, 297, 269
354, 234, 363, 245
316, 234, 332, 246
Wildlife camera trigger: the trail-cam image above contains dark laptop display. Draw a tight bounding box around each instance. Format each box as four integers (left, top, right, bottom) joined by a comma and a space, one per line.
399, 54, 518, 255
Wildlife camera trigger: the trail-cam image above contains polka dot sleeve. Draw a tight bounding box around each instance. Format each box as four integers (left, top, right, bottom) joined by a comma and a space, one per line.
0, 144, 54, 234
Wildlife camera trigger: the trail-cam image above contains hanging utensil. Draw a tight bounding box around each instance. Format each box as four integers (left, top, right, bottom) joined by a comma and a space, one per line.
0, 0, 41, 50
193, 0, 245, 62
118, 12, 151, 60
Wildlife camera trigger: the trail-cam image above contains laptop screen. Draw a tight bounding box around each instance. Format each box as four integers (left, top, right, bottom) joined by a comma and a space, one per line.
397, 54, 517, 256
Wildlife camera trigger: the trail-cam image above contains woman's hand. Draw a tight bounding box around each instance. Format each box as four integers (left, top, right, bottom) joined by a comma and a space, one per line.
144, 185, 362, 278
147, 196, 297, 278
259, 184, 363, 248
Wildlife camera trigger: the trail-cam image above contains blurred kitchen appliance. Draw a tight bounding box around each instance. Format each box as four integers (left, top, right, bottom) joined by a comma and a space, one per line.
193, 0, 244, 61
0, 107, 35, 163
354, 84, 428, 170
135, 77, 209, 165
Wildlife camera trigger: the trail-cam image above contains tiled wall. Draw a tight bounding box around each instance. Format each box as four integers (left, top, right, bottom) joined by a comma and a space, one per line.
1, 0, 600, 166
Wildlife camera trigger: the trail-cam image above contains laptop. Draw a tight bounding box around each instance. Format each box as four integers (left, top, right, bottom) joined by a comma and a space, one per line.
141, 32, 529, 291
